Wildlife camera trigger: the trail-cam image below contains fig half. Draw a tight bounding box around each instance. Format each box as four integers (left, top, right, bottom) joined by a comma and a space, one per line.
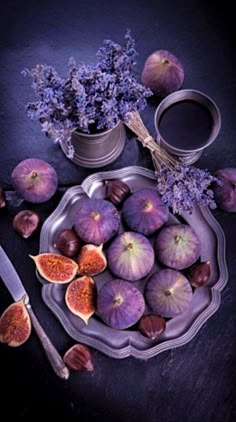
30, 253, 78, 283
76, 244, 107, 276
0, 300, 31, 347
65, 276, 96, 324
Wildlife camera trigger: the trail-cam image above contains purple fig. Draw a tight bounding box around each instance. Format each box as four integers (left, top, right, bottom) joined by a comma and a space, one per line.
213, 168, 236, 212
145, 269, 193, 318
11, 158, 58, 203
97, 279, 145, 329
155, 224, 201, 270
73, 198, 120, 245
141, 50, 184, 97
122, 188, 168, 236
107, 231, 155, 282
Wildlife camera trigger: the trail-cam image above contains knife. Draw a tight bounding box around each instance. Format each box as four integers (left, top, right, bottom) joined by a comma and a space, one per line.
0, 245, 69, 380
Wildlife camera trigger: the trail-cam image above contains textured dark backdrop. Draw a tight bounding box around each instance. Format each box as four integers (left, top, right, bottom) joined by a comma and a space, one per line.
0, 1, 236, 420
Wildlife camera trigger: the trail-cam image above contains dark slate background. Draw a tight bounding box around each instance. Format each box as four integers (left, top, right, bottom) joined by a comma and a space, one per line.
0, 1, 236, 420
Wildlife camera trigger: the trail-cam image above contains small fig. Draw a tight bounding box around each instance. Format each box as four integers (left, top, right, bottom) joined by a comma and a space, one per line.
65, 276, 96, 324
54, 229, 81, 257
141, 50, 184, 97
0, 185, 6, 208
13, 210, 40, 238
30, 253, 78, 284
76, 244, 107, 276
63, 344, 94, 372
139, 315, 166, 340
105, 179, 130, 205
213, 168, 236, 212
11, 158, 58, 203
0, 300, 31, 347
187, 261, 211, 288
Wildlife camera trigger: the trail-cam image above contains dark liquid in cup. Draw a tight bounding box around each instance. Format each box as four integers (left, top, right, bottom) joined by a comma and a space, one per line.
158, 100, 213, 150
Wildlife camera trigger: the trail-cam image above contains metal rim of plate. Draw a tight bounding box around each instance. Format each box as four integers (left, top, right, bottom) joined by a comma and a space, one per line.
38, 166, 228, 359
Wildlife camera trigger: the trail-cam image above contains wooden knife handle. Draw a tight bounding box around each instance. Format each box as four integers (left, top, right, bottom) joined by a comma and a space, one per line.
26, 304, 70, 380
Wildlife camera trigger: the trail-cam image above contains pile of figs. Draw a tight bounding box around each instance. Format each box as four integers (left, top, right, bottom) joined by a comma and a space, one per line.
28, 180, 212, 340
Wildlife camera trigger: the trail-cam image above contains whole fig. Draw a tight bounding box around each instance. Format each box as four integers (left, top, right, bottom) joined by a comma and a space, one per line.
11, 158, 58, 203
213, 168, 236, 212
122, 188, 168, 235
141, 50, 184, 97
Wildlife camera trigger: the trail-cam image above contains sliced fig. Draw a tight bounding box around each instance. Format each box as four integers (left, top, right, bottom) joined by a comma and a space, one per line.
11, 158, 58, 203
122, 188, 168, 235
97, 279, 145, 330
107, 231, 154, 281
30, 253, 78, 283
65, 276, 96, 324
145, 269, 193, 318
0, 300, 31, 347
155, 224, 201, 270
73, 198, 120, 245
76, 244, 107, 276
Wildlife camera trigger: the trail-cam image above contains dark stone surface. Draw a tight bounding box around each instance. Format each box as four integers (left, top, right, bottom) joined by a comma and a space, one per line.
0, 1, 236, 420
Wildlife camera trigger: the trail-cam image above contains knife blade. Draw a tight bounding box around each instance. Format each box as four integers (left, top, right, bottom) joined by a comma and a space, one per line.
0, 245, 69, 380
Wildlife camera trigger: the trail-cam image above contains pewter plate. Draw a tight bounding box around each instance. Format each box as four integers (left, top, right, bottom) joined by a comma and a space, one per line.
38, 166, 228, 359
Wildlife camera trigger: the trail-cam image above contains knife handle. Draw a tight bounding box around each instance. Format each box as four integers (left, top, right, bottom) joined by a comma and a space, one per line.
26, 304, 70, 380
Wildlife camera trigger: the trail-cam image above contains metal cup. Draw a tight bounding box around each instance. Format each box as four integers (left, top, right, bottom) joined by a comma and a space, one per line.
154, 89, 221, 165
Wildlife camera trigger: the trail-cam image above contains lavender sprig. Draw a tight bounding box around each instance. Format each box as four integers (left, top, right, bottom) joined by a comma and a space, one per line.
156, 165, 218, 214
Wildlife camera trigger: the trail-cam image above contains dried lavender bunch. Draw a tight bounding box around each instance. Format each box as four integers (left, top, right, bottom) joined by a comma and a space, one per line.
156, 165, 218, 214
126, 111, 218, 214
22, 31, 151, 155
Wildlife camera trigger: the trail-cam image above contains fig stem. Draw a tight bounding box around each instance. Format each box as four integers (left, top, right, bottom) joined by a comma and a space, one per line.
127, 243, 133, 250
31, 171, 38, 179
161, 58, 169, 65
174, 235, 182, 243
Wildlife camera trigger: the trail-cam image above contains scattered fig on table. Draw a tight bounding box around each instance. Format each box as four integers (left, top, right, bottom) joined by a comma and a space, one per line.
141, 49, 184, 97
13, 210, 40, 238
213, 168, 236, 212
11, 158, 58, 203
0, 185, 6, 208
0, 300, 31, 347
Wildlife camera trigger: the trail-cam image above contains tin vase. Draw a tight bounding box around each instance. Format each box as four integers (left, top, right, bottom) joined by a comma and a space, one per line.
60, 121, 126, 168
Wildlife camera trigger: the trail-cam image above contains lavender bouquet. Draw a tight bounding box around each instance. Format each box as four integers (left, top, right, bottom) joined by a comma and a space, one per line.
22, 30, 151, 157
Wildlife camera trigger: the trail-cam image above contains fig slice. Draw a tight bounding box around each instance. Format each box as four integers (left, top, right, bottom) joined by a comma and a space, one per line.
0, 300, 31, 347
30, 253, 78, 284
76, 244, 107, 276
65, 276, 96, 324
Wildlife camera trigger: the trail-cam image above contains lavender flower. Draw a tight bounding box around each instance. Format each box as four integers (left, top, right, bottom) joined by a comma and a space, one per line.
23, 31, 152, 155
156, 165, 218, 214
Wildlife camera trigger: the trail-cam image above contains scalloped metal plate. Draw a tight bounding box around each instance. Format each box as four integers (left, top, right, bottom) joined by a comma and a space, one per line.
38, 166, 228, 359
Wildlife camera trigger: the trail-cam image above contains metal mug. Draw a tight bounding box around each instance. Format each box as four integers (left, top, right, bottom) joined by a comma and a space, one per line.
154, 89, 221, 165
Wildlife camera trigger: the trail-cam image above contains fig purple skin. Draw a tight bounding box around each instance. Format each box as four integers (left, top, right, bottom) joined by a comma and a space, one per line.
97, 279, 145, 329
11, 158, 58, 203
122, 188, 168, 236
107, 231, 155, 282
141, 50, 184, 97
145, 269, 193, 318
155, 224, 201, 270
74, 198, 120, 245
213, 168, 236, 212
